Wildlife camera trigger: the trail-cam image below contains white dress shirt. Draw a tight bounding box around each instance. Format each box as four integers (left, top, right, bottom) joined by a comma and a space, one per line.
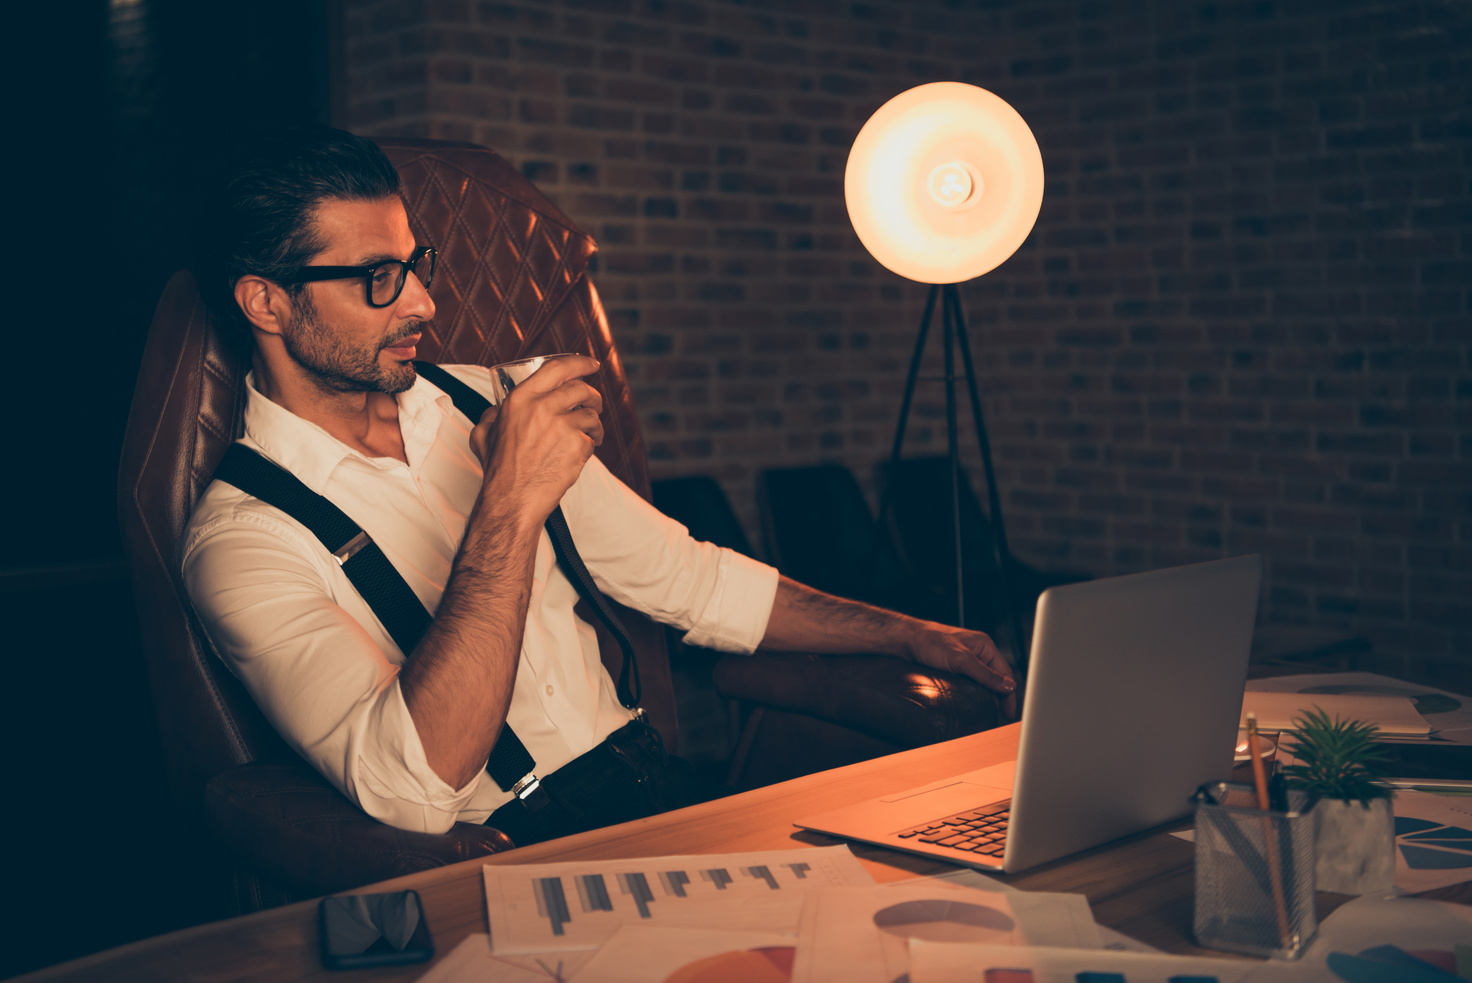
182, 365, 778, 834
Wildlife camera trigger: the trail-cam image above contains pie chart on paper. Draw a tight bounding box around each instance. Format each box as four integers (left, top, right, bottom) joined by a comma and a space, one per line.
663, 946, 794, 983
872, 898, 1016, 943
1396, 816, 1472, 870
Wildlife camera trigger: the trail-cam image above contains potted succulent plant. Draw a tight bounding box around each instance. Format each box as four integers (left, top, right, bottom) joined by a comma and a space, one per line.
1282, 708, 1396, 895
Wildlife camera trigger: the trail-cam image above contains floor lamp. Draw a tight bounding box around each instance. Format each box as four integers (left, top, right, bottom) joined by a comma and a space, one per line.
845, 82, 1045, 671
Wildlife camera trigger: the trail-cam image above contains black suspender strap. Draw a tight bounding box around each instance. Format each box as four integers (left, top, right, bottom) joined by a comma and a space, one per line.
544, 507, 642, 709
213, 446, 431, 653
414, 361, 641, 709
212, 443, 537, 794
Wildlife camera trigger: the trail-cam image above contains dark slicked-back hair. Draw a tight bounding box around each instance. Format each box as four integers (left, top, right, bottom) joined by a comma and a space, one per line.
193, 126, 402, 340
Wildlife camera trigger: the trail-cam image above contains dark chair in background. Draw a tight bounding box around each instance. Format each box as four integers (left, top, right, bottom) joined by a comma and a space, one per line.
877, 456, 1089, 656
752, 459, 1088, 659
655, 468, 1004, 790
652, 475, 758, 559
119, 138, 686, 912
755, 464, 951, 624
721, 457, 1093, 786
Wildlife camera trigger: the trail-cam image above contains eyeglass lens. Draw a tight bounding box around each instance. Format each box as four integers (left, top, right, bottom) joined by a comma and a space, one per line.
369, 250, 435, 306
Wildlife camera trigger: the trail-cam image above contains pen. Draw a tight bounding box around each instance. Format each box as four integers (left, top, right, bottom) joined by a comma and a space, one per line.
1265, 767, 1306, 920
1247, 713, 1292, 948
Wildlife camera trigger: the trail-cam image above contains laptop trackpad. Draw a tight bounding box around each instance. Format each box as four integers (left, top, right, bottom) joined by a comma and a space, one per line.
879, 780, 1010, 815
796, 766, 1015, 837
878, 762, 1015, 804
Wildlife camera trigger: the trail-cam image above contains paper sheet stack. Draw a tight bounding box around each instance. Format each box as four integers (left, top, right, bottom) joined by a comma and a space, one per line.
413, 844, 1472, 983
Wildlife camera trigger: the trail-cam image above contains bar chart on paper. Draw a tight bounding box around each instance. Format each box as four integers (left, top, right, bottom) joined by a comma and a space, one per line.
483, 846, 873, 954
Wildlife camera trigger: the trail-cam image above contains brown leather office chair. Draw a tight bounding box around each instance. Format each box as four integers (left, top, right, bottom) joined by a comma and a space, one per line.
118, 137, 1002, 913
118, 138, 685, 911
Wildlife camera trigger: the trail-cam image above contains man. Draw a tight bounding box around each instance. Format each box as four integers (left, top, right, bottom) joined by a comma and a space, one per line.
184, 127, 1015, 845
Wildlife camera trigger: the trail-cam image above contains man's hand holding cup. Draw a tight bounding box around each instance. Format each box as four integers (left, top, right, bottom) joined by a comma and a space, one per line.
469, 353, 604, 522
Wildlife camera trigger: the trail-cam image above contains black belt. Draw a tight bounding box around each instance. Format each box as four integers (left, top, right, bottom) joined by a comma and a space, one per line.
211, 360, 644, 799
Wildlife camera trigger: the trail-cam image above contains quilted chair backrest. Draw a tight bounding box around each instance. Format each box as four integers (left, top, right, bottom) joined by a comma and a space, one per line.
117, 137, 675, 816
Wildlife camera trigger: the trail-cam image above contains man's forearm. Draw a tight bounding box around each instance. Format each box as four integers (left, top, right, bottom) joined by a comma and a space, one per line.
759, 575, 1017, 715
398, 494, 543, 790
759, 575, 916, 656
400, 355, 605, 791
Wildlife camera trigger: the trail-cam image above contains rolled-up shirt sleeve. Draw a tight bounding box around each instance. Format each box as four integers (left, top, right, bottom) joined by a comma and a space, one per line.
559, 456, 780, 654
183, 505, 478, 834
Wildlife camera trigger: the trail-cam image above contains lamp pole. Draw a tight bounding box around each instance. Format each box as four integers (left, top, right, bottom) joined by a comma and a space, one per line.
874, 283, 1030, 675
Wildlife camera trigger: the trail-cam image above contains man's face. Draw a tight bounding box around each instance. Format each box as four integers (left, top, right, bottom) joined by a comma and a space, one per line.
280, 197, 435, 395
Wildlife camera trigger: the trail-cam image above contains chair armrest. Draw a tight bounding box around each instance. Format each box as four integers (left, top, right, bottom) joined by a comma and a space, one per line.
205, 761, 513, 899
714, 652, 1002, 749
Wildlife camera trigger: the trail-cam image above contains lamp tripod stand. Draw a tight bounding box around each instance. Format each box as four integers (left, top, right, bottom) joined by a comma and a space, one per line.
874, 282, 1030, 674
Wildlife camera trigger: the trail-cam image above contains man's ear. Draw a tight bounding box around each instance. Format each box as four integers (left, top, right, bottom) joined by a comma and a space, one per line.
234, 275, 292, 338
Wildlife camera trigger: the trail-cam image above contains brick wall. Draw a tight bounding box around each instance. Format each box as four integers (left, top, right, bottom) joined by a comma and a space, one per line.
342, 0, 1471, 675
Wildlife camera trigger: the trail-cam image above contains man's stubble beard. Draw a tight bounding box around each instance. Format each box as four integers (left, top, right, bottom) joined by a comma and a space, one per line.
282, 289, 420, 396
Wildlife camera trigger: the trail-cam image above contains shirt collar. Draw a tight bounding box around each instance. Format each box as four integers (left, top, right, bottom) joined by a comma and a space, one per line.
241, 370, 456, 494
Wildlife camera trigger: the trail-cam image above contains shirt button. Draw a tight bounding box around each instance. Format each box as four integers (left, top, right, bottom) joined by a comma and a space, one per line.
545, 683, 554, 696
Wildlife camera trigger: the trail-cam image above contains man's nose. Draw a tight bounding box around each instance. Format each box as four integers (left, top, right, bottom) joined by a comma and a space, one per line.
397, 268, 436, 321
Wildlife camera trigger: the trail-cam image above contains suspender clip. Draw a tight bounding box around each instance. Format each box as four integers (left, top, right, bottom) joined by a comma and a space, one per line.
510, 772, 551, 812
333, 531, 372, 566
510, 773, 542, 800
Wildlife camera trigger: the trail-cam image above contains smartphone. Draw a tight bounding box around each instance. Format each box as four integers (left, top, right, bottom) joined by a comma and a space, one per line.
319, 889, 434, 970
1375, 740, 1472, 790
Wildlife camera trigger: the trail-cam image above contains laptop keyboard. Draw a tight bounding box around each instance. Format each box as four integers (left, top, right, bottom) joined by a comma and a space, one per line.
895, 801, 1011, 858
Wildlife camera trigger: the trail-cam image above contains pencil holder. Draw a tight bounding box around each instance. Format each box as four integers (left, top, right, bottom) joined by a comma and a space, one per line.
1193, 782, 1317, 960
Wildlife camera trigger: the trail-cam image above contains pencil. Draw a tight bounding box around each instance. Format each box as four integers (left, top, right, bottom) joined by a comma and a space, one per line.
1246, 712, 1292, 949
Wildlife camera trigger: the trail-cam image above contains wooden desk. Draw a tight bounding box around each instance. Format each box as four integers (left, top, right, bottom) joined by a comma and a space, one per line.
26, 723, 1469, 982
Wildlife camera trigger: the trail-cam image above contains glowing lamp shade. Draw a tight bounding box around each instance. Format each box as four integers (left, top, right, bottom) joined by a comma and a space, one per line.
845, 82, 1044, 284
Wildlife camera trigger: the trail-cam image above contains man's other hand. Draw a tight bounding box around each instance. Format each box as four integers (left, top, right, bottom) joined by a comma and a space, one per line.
469, 355, 605, 520
906, 623, 1018, 720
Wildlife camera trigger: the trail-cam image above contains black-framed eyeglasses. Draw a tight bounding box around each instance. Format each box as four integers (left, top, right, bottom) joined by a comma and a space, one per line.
277, 246, 436, 308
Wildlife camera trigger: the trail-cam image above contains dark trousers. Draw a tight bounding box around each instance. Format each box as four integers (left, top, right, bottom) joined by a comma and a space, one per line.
486, 719, 729, 847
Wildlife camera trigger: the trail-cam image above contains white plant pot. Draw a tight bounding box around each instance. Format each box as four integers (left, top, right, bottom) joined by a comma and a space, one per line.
1313, 797, 1395, 896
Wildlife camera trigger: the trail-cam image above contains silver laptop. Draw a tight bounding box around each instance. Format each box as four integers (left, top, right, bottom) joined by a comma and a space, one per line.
795, 554, 1261, 873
